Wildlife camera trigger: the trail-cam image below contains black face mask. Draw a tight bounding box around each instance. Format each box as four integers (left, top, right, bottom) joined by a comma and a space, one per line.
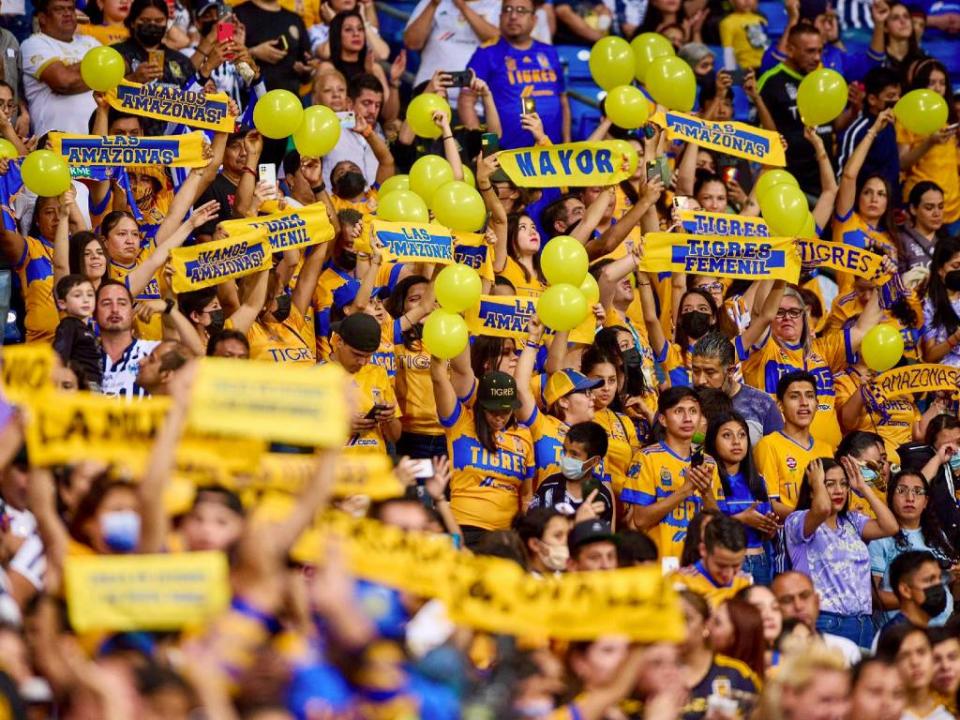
680, 310, 713, 339
621, 347, 642, 368
333, 171, 366, 199
945, 270, 960, 292
272, 294, 292, 323
135, 22, 167, 47
197, 20, 216, 37
338, 249, 358, 271
206, 308, 225, 335
921, 583, 948, 618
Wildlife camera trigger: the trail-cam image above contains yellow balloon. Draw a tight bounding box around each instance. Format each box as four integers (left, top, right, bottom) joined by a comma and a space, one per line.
799, 212, 817, 239
630, 32, 674, 83
541, 236, 589, 286
409, 155, 454, 205
760, 183, 809, 237
407, 92, 451, 140
461, 165, 476, 188
422, 310, 470, 360
378, 190, 428, 223
580, 273, 600, 306
589, 36, 635, 91
645, 56, 696, 112
797, 68, 847, 127
605, 85, 650, 130
894, 89, 949, 137
80, 46, 125, 92
21, 150, 71, 197
754, 170, 799, 206
292, 105, 341, 157
432, 181, 486, 232
537, 284, 589, 332
0, 139, 17, 159
253, 89, 304, 139
378, 174, 409, 197
435, 264, 482, 313
861, 324, 904, 372
610, 139, 639, 176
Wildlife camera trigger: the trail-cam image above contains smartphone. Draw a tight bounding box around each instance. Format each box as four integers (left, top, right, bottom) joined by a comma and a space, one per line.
672, 195, 698, 212
481, 132, 500, 155
581, 476, 601, 501
521, 97, 537, 115
943, 122, 960, 133
690, 446, 705, 468
647, 156, 669, 185
364, 403, 388, 419
722, 166, 739, 184
410, 459, 434, 479
446, 70, 472, 87
258, 162, 277, 199
148, 48, 164, 69
216, 21, 234, 43
335, 110, 356, 129
277, 34, 288, 51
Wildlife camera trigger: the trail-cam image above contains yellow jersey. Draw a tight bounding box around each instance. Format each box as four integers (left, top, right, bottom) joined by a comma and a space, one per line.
823, 291, 922, 362
832, 211, 898, 295
833, 368, 918, 457
246, 305, 316, 363
440, 402, 535, 530
14, 236, 57, 343
394, 337, 442, 436
622, 442, 723, 559
344, 362, 400, 455
898, 124, 960, 224
741, 331, 849, 450
519, 406, 570, 490
671, 562, 753, 607
593, 407, 641, 498
753, 430, 833, 509
498, 256, 545, 297
109, 248, 165, 341
330, 189, 379, 217
719, 11, 768, 69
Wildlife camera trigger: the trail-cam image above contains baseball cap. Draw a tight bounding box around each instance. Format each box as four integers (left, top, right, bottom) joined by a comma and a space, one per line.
477, 371, 521, 411
568, 520, 617, 553
544, 369, 602, 407
335, 313, 381, 353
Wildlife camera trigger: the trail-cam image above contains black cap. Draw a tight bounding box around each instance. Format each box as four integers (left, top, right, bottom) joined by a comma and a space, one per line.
477, 371, 520, 411
799, 0, 829, 19
336, 313, 381, 353
568, 520, 616, 553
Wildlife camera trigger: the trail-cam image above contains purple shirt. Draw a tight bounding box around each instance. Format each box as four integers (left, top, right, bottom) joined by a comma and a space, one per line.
785, 509, 872, 616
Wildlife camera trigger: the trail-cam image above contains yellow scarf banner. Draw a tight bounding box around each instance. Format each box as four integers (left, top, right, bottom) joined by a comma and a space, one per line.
1, 342, 54, 405
640, 232, 801, 282
24, 391, 171, 472
236, 451, 403, 500
797, 238, 888, 280
466, 294, 597, 345
187, 358, 349, 447
650, 111, 786, 166
49, 131, 208, 168
453, 231, 494, 282
293, 512, 685, 641
105, 80, 235, 133
678, 209, 771, 237
872, 364, 960, 400
369, 220, 454, 264
65, 552, 230, 632
499, 141, 633, 188
170, 228, 271, 293
219, 202, 335, 254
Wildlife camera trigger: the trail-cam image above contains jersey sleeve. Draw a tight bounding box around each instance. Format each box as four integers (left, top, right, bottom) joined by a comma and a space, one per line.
621, 452, 656, 506
752, 438, 781, 501
466, 45, 491, 85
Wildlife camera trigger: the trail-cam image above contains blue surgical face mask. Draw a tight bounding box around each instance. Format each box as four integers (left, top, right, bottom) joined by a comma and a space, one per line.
949, 455, 960, 474
560, 454, 587, 480
100, 510, 140, 553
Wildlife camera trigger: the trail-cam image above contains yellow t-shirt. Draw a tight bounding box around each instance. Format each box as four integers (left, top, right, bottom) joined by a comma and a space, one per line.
77, 22, 129, 44
109, 250, 164, 341
719, 11, 768, 69
897, 123, 960, 224
753, 430, 833, 509
15, 236, 57, 343
593, 407, 641, 498
519, 406, 570, 490
441, 402, 535, 530
498, 256, 546, 297
344, 361, 400, 455
823, 292, 922, 362
394, 337, 442, 436
621, 441, 723, 560
246, 305, 316, 363
831, 211, 898, 296
833, 368, 918, 458
671, 564, 753, 607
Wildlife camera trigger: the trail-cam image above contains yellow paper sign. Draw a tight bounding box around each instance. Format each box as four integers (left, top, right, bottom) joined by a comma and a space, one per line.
187, 358, 349, 447
170, 228, 271, 293
499, 141, 633, 188
796, 239, 889, 280
873, 364, 960, 400
1, 343, 55, 405
50, 131, 208, 168
24, 391, 171, 472
368, 220, 454, 264
650, 110, 787, 166
640, 232, 801, 282
219, 202, 335, 253
106, 81, 235, 133
242, 451, 402, 499
65, 552, 230, 632
678, 209, 771, 237
453, 231, 494, 282
465, 294, 596, 345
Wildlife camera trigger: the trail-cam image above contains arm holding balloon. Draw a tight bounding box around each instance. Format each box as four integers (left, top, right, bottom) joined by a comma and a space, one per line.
804, 126, 838, 231
435, 111, 464, 182
450, 341, 477, 401
836, 109, 893, 219
516, 315, 544, 423
0, 108, 25, 157
478, 153, 509, 273
899, 127, 953, 171
848, 282, 883, 352
430, 356, 459, 422
53, 190, 73, 289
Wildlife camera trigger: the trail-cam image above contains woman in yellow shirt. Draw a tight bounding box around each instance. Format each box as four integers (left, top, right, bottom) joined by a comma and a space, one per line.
493, 213, 547, 298
77, 0, 131, 45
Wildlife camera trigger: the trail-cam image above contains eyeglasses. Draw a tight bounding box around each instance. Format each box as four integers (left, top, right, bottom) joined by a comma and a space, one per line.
501, 5, 533, 15
776, 308, 804, 319
699, 282, 723, 293
824, 480, 849, 490
894, 486, 927, 497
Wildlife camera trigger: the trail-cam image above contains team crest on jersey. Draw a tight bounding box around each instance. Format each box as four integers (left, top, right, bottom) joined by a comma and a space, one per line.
786, 456, 797, 470
537, 53, 551, 70
660, 468, 672, 486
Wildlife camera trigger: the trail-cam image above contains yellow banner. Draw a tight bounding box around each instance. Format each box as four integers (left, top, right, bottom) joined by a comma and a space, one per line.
797, 239, 888, 280
465, 294, 596, 344
219, 202, 335, 253
187, 358, 349, 447
24, 391, 171, 472
50, 131, 207, 168
640, 232, 801, 282
366, 220, 454, 264
239, 451, 403, 499
651, 111, 786, 166
170, 228, 270, 293
678, 209, 770, 237
453, 231, 494, 282
64, 552, 230, 632
873, 364, 960, 400
499, 141, 633, 188
1, 343, 54, 405
105, 81, 234, 133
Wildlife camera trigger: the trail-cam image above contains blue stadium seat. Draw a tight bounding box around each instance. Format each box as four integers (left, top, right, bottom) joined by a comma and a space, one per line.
556, 44, 594, 81
758, 1, 788, 36
567, 82, 604, 140
731, 85, 753, 122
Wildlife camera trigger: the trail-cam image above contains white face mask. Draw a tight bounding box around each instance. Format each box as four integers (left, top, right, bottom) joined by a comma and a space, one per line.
538, 541, 569, 572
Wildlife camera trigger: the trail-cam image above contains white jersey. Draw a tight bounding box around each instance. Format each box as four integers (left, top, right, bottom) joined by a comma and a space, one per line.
407, 0, 501, 86
21, 31, 100, 136
101, 339, 160, 399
